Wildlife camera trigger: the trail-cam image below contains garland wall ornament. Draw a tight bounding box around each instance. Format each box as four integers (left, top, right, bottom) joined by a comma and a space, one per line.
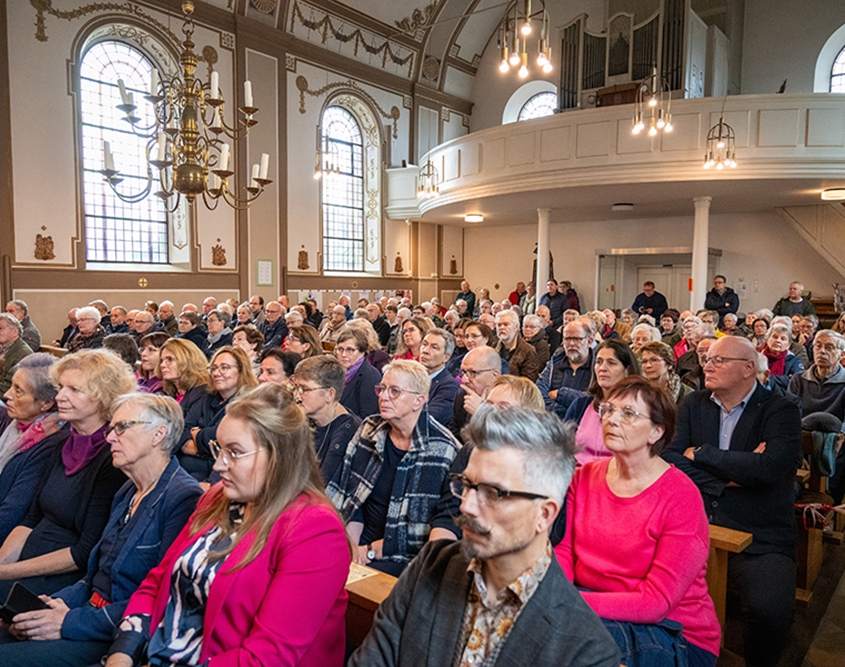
289, 1, 416, 79
30, 0, 181, 44
296, 76, 400, 138
394, 2, 438, 35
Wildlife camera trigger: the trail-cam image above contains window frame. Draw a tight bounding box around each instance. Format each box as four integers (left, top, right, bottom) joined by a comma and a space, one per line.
517, 91, 559, 121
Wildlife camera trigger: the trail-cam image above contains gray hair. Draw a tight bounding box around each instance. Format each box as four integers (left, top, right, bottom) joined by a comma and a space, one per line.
76, 306, 101, 322
0, 313, 22, 337
7, 300, 28, 316
15, 353, 58, 404
630, 323, 662, 343
464, 405, 576, 502
397, 307, 412, 321
208, 309, 231, 327
495, 309, 519, 326
382, 359, 432, 399
815, 329, 845, 351
425, 328, 455, 358
353, 308, 370, 320
723, 313, 738, 325
768, 323, 793, 342
110, 392, 185, 456
523, 314, 542, 328
636, 314, 657, 327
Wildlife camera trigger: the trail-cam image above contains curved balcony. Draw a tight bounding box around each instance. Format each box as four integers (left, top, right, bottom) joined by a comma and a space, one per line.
386, 94, 845, 225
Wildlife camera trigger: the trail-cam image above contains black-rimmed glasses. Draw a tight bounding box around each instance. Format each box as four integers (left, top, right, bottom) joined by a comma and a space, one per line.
449, 473, 548, 505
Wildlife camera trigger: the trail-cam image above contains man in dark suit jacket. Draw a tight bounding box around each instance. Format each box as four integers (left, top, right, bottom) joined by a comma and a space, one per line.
259, 301, 288, 349
663, 336, 801, 667
419, 328, 459, 427
349, 406, 619, 667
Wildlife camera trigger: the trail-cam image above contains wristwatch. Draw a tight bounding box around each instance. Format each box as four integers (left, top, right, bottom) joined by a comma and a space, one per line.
366, 544, 376, 560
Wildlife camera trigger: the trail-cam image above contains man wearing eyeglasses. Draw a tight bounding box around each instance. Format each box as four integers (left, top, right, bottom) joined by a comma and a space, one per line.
419, 329, 459, 427
349, 406, 620, 667
537, 321, 594, 418
450, 346, 501, 442
663, 336, 801, 667
259, 301, 287, 349
326, 360, 460, 577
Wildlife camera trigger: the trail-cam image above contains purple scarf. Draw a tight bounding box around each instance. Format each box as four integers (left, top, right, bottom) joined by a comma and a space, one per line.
62, 423, 109, 476
344, 357, 365, 386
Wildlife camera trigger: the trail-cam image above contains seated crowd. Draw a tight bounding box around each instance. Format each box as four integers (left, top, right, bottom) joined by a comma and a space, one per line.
0, 275, 834, 667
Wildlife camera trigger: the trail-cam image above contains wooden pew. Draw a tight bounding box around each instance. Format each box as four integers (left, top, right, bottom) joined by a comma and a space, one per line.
39, 344, 67, 359
707, 525, 752, 633
345, 563, 397, 647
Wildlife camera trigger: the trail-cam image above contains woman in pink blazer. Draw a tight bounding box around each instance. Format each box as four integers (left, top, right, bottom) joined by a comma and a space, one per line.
104, 384, 351, 667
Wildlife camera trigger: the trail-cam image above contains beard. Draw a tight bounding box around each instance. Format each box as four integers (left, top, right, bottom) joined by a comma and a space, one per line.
455, 514, 534, 562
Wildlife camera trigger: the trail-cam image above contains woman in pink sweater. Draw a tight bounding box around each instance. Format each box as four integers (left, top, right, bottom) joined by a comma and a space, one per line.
555, 376, 720, 667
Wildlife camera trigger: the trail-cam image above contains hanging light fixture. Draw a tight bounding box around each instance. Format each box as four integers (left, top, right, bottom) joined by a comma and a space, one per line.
497, 0, 552, 79
632, 66, 673, 136
313, 125, 341, 180
101, 1, 272, 210
703, 115, 737, 169
417, 160, 440, 199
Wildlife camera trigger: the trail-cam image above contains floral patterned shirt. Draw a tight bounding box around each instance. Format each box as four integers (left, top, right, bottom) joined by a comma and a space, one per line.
456, 542, 553, 667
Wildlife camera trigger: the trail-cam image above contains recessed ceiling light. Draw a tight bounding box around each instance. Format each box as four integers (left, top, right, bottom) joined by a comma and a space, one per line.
821, 188, 845, 201
464, 214, 483, 223
612, 203, 634, 211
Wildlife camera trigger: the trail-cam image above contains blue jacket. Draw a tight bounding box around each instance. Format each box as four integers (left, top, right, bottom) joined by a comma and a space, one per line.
428, 369, 460, 427
340, 358, 381, 420
765, 351, 804, 392
260, 318, 288, 349
176, 326, 207, 352
54, 457, 202, 641
537, 347, 594, 418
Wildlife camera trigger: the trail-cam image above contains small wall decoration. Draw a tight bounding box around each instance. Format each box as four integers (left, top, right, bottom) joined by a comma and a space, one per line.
212, 239, 227, 266
394, 252, 403, 273
34, 233, 55, 260
450, 255, 458, 274
138, 277, 148, 288
298, 245, 310, 270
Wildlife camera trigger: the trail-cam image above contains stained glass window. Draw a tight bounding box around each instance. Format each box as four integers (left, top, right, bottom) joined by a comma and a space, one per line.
80, 41, 168, 263
321, 106, 364, 272
518, 92, 558, 121
832, 47, 845, 92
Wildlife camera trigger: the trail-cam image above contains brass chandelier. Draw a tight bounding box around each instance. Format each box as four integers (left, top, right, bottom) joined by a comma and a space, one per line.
497, 0, 553, 78
101, 1, 272, 210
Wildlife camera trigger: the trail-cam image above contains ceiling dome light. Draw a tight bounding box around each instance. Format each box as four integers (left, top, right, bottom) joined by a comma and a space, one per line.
821, 188, 845, 200
464, 214, 483, 223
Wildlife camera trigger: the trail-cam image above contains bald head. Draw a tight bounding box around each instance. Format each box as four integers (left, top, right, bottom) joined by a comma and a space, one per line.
703, 336, 758, 401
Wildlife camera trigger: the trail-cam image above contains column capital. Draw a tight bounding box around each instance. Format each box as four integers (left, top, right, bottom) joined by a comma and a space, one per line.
693, 196, 712, 207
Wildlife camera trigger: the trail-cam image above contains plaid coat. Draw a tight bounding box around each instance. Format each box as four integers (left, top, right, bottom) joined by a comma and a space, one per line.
327, 406, 461, 565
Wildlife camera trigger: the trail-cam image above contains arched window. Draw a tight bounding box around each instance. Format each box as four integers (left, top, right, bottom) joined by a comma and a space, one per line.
79, 41, 168, 264
832, 46, 845, 92
321, 105, 365, 272
518, 92, 558, 121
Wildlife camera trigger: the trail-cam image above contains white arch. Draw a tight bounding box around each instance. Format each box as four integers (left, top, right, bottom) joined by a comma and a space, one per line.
502, 80, 557, 124
814, 23, 845, 92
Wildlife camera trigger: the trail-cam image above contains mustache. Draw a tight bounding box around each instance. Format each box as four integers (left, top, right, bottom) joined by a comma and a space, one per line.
454, 514, 492, 537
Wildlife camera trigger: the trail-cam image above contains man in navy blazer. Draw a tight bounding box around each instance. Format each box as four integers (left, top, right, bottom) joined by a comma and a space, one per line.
663, 336, 801, 667
419, 328, 459, 427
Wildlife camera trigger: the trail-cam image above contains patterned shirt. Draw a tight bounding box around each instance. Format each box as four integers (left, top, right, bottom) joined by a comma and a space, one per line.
456, 542, 552, 667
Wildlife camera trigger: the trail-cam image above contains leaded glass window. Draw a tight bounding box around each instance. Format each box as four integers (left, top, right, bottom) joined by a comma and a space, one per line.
832, 46, 845, 92
518, 92, 558, 121
321, 106, 364, 272
79, 41, 168, 263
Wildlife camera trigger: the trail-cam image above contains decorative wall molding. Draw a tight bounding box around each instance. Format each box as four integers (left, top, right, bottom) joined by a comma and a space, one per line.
295, 75, 400, 138
394, 2, 437, 36
288, 1, 416, 79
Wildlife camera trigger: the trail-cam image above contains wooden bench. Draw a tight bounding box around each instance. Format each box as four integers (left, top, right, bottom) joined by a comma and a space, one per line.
39, 344, 67, 358
706, 524, 753, 634
345, 563, 397, 647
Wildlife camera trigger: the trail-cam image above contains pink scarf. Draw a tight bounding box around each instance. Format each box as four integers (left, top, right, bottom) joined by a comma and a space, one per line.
17, 413, 65, 454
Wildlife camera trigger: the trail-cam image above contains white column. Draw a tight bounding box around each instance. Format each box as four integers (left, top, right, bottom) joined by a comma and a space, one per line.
537, 208, 551, 288
691, 196, 712, 311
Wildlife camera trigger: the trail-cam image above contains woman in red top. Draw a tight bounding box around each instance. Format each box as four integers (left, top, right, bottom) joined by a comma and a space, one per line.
104, 383, 350, 667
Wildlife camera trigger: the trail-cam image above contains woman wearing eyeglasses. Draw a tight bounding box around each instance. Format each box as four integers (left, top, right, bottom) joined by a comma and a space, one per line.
556, 376, 720, 667
393, 317, 432, 361
335, 329, 381, 420
103, 384, 350, 667
0, 350, 136, 601
0, 394, 201, 667
564, 339, 640, 467
178, 346, 258, 483
639, 341, 693, 407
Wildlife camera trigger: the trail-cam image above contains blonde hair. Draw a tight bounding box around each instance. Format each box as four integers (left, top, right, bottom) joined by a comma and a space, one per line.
487, 375, 545, 411
345, 318, 381, 352
190, 383, 348, 568
52, 349, 137, 420
158, 338, 208, 396
382, 359, 431, 398
207, 346, 259, 396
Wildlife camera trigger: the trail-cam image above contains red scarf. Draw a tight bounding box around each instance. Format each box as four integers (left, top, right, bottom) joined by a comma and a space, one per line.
762, 346, 788, 375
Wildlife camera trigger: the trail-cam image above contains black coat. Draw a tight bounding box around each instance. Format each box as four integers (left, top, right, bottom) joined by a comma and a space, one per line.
704, 287, 740, 324
428, 369, 460, 428
339, 359, 381, 420
663, 384, 802, 557
176, 326, 207, 353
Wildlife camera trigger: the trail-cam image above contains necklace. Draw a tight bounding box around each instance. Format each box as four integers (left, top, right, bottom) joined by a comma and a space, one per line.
314, 404, 340, 461
123, 468, 165, 525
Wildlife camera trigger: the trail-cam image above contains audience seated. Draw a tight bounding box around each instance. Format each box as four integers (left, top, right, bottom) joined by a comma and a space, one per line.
640, 341, 693, 406
257, 347, 300, 386
0, 394, 202, 667
660, 309, 682, 346
283, 324, 322, 359
54, 308, 78, 348
451, 346, 502, 441
179, 346, 258, 482
629, 322, 662, 361
320, 305, 348, 344
345, 318, 390, 372
174, 310, 206, 349
673, 316, 702, 362
5, 301, 41, 353
0, 350, 136, 599
136, 332, 168, 394
104, 384, 350, 667
259, 300, 287, 349
293, 355, 360, 488
0, 354, 69, 544
494, 310, 541, 381
537, 321, 595, 417
231, 323, 264, 375
557, 376, 720, 667
102, 333, 139, 370
772, 281, 816, 317
157, 301, 177, 337
663, 336, 801, 667
67, 306, 106, 352
327, 360, 459, 576
350, 406, 619, 667
418, 328, 459, 427
681, 336, 717, 392
522, 313, 551, 368
565, 339, 640, 466
676, 324, 715, 378
157, 338, 209, 423
759, 323, 805, 391
0, 314, 33, 395
393, 316, 431, 361
335, 329, 381, 420
202, 309, 233, 359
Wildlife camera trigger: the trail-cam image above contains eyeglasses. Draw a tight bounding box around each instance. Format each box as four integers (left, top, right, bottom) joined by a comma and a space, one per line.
813, 342, 840, 353
598, 402, 650, 424
640, 356, 664, 366
208, 363, 234, 374
335, 346, 359, 355
461, 368, 496, 380
76, 317, 97, 322
108, 420, 151, 436
449, 474, 547, 505
465, 333, 485, 340
293, 384, 327, 395
374, 384, 421, 400
209, 440, 259, 466
564, 336, 586, 343
701, 355, 750, 368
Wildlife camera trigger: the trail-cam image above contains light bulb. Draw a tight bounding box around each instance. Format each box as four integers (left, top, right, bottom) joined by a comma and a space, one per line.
648, 124, 657, 137
499, 59, 509, 72
730, 160, 737, 168
542, 62, 552, 74
717, 140, 725, 149
509, 52, 520, 66
521, 20, 532, 35
648, 95, 657, 107
664, 122, 673, 132
537, 52, 547, 66
633, 120, 644, 134
519, 65, 528, 78
313, 170, 322, 180
716, 162, 724, 170
656, 117, 665, 129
